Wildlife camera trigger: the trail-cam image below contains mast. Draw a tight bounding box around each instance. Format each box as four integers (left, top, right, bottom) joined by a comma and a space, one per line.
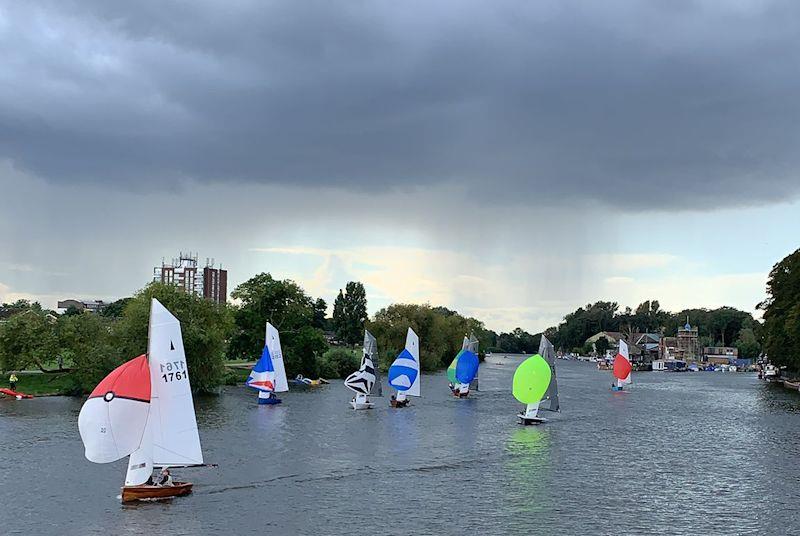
147, 299, 203, 468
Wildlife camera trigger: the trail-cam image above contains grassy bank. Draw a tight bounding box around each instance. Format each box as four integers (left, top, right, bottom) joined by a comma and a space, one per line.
4, 372, 79, 396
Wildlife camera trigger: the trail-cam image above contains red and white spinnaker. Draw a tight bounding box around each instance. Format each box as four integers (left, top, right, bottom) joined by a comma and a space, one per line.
613, 339, 633, 388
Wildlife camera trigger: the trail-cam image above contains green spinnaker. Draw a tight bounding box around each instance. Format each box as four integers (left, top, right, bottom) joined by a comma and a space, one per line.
512, 354, 552, 404
447, 350, 464, 383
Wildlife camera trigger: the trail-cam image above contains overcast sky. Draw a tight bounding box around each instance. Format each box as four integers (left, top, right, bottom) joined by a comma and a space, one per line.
2, 1, 799, 332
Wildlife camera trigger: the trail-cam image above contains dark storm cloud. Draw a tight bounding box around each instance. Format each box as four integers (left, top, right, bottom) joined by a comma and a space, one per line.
2, 0, 800, 208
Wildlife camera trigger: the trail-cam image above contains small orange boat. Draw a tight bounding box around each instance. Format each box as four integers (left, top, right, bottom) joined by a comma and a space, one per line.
121, 482, 193, 502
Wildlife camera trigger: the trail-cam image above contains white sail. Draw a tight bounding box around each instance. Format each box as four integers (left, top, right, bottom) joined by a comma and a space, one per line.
266, 322, 289, 393
77, 354, 151, 464
344, 356, 376, 395
125, 424, 153, 485
365, 330, 382, 397
388, 328, 421, 397
345, 330, 380, 395
618, 339, 632, 385
147, 299, 203, 467
405, 328, 421, 397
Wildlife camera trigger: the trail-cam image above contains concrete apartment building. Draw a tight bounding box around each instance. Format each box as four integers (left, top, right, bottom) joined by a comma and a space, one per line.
154, 252, 228, 304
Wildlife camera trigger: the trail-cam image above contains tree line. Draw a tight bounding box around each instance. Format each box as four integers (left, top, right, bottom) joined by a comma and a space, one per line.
539, 299, 762, 358
759, 247, 800, 374
2, 253, 786, 394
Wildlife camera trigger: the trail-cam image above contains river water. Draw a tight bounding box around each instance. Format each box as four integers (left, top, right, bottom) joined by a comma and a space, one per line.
1, 358, 799, 535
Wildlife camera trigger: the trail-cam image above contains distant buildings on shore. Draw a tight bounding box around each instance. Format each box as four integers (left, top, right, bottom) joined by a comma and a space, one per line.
587, 319, 749, 367
57, 299, 109, 314
153, 251, 228, 304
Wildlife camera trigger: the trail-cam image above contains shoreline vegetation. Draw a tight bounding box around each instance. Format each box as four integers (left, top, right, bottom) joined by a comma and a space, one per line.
2, 246, 799, 398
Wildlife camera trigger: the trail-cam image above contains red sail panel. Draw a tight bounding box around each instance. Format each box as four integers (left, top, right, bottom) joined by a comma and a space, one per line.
613, 354, 632, 380
89, 354, 151, 403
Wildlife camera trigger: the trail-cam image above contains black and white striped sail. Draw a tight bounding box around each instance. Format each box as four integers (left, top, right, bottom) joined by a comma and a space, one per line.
538, 335, 560, 412
344, 330, 380, 395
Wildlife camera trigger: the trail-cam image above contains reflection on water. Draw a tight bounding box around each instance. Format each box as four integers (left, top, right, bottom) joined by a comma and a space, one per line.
2, 362, 800, 535
504, 427, 552, 520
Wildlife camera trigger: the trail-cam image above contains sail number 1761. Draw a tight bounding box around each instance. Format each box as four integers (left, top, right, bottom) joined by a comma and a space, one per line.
160, 361, 188, 383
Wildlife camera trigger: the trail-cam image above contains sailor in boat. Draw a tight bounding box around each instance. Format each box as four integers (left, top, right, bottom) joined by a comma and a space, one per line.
390, 394, 409, 408
158, 468, 174, 487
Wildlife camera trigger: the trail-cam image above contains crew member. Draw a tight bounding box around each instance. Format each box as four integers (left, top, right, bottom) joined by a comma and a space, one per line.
159, 468, 174, 487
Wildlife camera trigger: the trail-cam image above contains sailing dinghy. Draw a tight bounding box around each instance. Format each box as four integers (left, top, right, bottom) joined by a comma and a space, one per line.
388, 328, 420, 408
246, 322, 289, 404
447, 334, 480, 398
78, 299, 208, 502
512, 337, 559, 425
612, 339, 632, 391
344, 330, 382, 410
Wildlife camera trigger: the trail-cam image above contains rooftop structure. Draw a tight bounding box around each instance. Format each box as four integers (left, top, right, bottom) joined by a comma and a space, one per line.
154, 252, 228, 304
57, 299, 108, 314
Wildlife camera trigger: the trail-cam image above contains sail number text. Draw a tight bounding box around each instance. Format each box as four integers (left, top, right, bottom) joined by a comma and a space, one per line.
160, 361, 188, 383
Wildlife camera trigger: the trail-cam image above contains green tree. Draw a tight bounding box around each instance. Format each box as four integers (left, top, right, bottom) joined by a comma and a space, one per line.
734, 327, 761, 359
332, 282, 369, 345
0, 309, 59, 372
100, 297, 132, 318
595, 336, 610, 356
318, 347, 361, 379
368, 303, 486, 371
312, 298, 328, 330
332, 290, 345, 341
759, 248, 800, 372
58, 312, 117, 392
114, 283, 234, 393
229, 273, 328, 377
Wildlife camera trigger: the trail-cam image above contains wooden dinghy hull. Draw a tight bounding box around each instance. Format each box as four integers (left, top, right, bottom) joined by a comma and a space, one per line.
121, 482, 193, 502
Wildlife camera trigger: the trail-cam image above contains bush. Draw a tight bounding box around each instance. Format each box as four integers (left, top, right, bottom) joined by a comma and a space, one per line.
318, 348, 360, 379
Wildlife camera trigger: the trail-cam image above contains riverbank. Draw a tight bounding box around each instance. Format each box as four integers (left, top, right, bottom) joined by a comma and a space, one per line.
2, 371, 78, 397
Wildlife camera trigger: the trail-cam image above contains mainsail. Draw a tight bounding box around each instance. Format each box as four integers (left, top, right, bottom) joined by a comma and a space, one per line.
266, 322, 289, 393
538, 335, 560, 412
345, 330, 380, 395
146, 299, 203, 469
388, 328, 421, 397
